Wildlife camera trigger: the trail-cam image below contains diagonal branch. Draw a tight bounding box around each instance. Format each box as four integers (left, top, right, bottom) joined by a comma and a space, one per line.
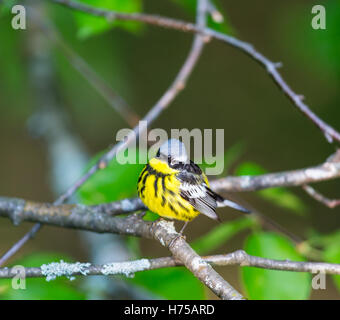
36, 16, 140, 127
151, 219, 244, 300
0, 0, 208, 266
52, 0, 340, 144
302, 185, 340, 209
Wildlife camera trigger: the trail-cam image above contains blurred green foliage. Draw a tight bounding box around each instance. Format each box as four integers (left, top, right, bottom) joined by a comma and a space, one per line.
323, 241, 340, 291
130, 267, 205, 300
308, 230, 340, 292
191, 217, 254, 255
78, 148, 146, 204
287, 0, 340, 75
74, 0, 143, 39
241, 232, 311, 300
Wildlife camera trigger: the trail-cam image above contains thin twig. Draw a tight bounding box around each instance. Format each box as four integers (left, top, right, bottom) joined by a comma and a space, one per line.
38, 17, 140, 127
302, 185, 340, 209
52, 0, 340, 144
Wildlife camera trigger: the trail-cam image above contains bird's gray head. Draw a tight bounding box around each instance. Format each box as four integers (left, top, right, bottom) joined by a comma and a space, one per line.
157, 139, 188, 164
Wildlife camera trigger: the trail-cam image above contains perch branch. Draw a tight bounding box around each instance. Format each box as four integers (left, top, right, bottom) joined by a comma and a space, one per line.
66, 150, 340, 217
1, 151, 340, 227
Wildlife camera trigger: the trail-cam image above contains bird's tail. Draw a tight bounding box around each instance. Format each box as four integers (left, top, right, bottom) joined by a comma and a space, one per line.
207, 187, 251, 214
217, 198, 251, 214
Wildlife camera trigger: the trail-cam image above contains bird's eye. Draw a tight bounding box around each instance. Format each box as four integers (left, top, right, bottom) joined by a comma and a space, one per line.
156, 149, 160, 157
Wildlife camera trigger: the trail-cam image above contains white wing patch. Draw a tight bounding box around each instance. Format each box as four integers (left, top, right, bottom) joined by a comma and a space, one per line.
180, 183, 206, 198
180, 182, 219, 221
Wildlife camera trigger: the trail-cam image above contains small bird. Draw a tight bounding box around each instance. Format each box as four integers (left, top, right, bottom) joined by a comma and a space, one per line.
137, 139, 250, 234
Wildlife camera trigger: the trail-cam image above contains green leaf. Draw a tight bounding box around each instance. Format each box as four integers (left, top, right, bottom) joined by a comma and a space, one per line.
171, 0, 234, 34
191, 217, 254, 255
129, 267, 205, 300
78, 148, 146, 204
236, 162, 307, 215
241, 232, 311, 300
236, 162, 267, 176
74, 0, 143, 39
0, 253, 85, 300
143, 210, 160, 222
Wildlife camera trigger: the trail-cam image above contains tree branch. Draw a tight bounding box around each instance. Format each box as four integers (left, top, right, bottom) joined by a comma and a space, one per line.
302, 185, 340, 209
2, 249, 339, 280
52, 0, 340, 144
210, 150, 340, 192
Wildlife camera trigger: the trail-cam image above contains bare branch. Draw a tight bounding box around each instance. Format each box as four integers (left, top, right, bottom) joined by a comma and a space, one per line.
2, 249, 340, 280
302, 185, 340, 209
0, 198, 153, 238
1, 147, 340, 224
210, 150, 340, 192
52, 0, 340, 144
